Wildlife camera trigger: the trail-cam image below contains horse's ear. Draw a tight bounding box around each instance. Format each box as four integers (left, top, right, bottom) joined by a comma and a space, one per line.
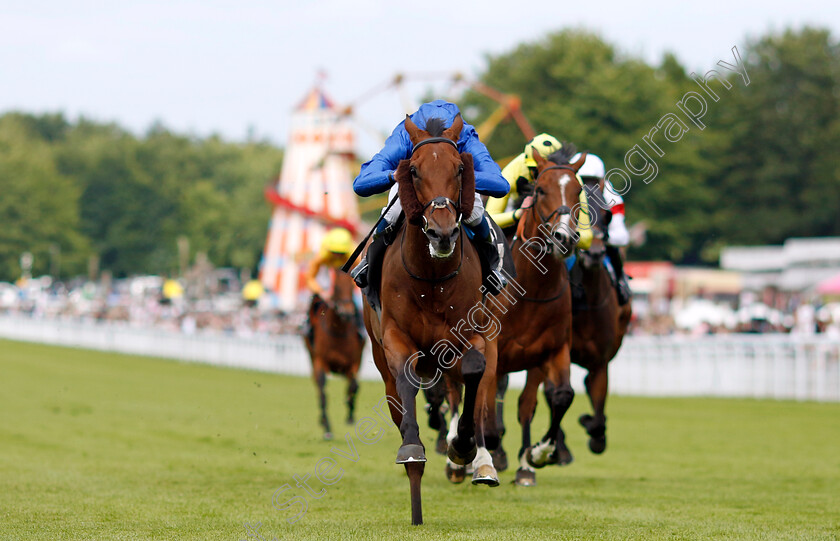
459, 153, 475, 218
531, 145, 548, 169
442, 114, 463, 143
395, 159, 424, 225
570, 151, 588, 172
404, 115, 427, 145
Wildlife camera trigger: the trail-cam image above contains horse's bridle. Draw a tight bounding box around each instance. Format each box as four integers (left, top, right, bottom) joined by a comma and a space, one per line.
400, 136, 466, 283
410, 137, 464, 234
510, 163, 580, 303
514, 164, 579, 247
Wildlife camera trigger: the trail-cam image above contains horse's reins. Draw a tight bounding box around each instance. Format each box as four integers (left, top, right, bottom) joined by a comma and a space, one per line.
400, 136, 466, 284
511, 163, 579, 303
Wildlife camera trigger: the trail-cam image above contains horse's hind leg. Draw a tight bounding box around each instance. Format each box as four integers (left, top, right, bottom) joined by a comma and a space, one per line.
312, 360, 332, 440
448, 349, 483, 467
423, 378, 448, 455
490, 374, 509, 471
579, 363, 608, 454
515, 369, 540, 486
346, 373, 359, 425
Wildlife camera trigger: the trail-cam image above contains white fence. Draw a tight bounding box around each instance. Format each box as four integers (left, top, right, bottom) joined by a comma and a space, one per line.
1, 315, 838, 401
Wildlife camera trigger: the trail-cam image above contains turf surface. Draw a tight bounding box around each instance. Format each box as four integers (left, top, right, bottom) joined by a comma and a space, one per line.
1, 339, 838, 540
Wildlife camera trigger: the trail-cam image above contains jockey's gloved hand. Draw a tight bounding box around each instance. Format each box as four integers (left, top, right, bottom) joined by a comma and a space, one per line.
516, 176, 534, 197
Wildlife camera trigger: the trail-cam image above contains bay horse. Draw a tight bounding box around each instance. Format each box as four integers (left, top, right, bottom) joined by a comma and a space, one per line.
303, 270, 365, 440
487, 146, 587, 487
362, 114, 500, 525
570, 178, 633, 454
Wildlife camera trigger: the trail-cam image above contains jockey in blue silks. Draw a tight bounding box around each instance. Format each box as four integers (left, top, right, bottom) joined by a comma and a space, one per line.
350, 100, 510, 293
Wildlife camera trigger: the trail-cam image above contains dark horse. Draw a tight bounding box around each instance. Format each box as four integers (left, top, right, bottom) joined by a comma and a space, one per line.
485, 147, 587, 486
570, 178, 633, 454
363, 114, 500, 525
303, 270, 365, 440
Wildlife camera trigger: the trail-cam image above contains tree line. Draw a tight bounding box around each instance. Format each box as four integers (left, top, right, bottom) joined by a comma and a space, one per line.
0, 115, 282, 280
0, 26, 837, 281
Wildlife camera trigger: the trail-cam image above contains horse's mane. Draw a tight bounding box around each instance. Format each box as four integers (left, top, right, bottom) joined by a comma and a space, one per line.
547, 142, 577, 165
424, 117, 447, 137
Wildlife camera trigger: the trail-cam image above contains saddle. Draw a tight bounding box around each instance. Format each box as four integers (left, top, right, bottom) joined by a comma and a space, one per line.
569, 254, 619, 313
362, 212, 515, 312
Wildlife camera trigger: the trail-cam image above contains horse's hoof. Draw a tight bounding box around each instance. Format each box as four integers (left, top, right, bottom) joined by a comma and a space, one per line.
514, 468, 536, 487
588, 436, 607, 454
396, 444, 426, 464
346, 417, 355, 425
447, 438, 477, 466
551, 446, 574, 466
445, 462, 466, 484
524, 447, 549, 469
435, 436, 448, 456
471, 464, 500, 487
323, 432, 333, 441
491, 447, 509, 472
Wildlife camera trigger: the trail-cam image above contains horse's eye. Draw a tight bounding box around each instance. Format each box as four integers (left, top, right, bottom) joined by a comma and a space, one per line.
409, 166, 418, 177
535, 187, 545, 195
457, 164, 464, 177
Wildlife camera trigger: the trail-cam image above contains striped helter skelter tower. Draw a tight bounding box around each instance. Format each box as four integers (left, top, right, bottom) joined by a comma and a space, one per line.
260, 87, 360, 311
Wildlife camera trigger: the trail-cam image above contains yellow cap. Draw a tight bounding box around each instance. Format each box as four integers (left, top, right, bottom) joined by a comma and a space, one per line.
523, 134, 562, 167
320, 228, 354, 256
162, 279, 184, 299
242, 279, 265, 301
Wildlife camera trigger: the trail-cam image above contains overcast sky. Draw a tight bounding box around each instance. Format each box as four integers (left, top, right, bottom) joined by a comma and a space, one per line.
2, 0, 838, 151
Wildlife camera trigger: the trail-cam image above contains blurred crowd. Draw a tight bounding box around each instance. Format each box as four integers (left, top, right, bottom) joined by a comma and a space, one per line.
3, 273, 840, 339
629, 291, 840, 337
0, 274, 303, 337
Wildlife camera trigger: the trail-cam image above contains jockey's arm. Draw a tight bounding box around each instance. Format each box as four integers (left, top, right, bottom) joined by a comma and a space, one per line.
575, 179, 593, 250
304, 256, 327, 298
352, 125, 410, 197
488, 154, 528, 228
460, 123, 509, 198
604, 181, 630, 247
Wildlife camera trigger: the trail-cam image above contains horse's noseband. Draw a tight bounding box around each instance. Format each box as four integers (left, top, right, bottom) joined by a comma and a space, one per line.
421, 196, 460, 233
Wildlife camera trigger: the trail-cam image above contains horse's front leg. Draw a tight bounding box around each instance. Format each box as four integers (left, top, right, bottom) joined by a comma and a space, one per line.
490, 373, 510, 472
383, 326, 426, 525
471, 335, 500, 486
526, 344, 575, 468
515, 368, 542, 486
579, 363, 608, 454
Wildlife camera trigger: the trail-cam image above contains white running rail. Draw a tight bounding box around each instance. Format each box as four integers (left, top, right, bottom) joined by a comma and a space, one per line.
1, 315, 837, 401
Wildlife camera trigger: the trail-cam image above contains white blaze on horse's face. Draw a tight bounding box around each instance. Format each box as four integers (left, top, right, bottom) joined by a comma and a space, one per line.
557, 172, 573, 245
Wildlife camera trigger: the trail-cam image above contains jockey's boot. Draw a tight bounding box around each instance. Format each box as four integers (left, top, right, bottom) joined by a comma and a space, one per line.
350, 220, 390, 290
467, 215, 507, 296
605, 245, 631, 305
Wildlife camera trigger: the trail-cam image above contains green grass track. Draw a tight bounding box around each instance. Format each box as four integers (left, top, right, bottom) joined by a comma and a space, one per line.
1, 339, 838, 540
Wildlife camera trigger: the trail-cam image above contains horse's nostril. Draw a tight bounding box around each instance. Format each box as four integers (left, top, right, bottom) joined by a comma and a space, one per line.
427, 229, 440, 239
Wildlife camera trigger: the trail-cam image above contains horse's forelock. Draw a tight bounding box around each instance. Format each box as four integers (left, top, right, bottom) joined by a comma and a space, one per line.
459, 153, 475, 218
395, 159, 424, 225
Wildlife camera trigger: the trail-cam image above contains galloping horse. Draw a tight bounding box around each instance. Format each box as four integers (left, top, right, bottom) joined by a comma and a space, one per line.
303, 271, 365, 440
571, 179, 633, 454
488, 147, 587, 486
363, 114, 500, 525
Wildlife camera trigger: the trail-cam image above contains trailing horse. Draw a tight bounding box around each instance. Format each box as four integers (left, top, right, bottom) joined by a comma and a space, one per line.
570, 178, 633, 454
303, 270, 365, 440
487, 146, 587, 487
362, 114, 500, 525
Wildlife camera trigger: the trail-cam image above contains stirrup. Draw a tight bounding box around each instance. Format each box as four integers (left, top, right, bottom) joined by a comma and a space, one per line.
350, 259, 368, 289
617, 276, 631, 305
